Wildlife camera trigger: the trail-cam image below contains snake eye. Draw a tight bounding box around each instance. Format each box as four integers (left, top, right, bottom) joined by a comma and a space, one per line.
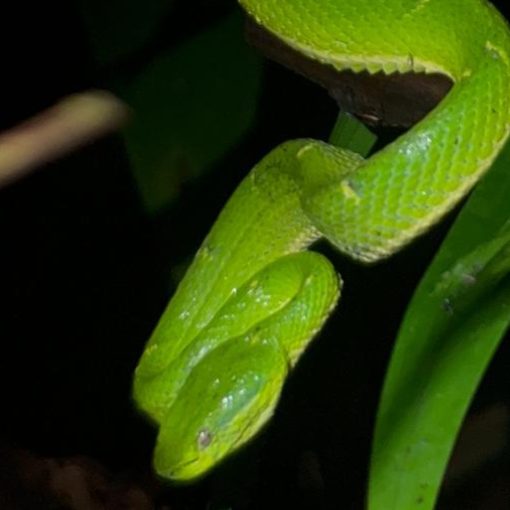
197, 428, 213, 450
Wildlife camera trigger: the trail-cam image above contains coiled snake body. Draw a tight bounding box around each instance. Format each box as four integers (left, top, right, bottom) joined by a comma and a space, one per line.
134, 0, 510, 480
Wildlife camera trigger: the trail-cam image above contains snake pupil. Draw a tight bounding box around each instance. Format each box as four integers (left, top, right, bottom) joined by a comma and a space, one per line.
197, 428, 213, 450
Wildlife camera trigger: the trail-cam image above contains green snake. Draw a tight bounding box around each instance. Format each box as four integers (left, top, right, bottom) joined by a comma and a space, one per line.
133, 0, 510, 481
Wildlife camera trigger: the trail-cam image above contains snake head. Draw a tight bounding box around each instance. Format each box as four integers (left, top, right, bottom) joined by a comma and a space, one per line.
153, 335, 288, 481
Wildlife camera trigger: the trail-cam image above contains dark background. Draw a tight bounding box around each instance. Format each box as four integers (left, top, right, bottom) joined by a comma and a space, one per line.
1, 1, 510, 509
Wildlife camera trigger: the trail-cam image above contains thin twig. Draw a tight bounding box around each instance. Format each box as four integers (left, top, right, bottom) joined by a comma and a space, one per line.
0, 90, 130, 189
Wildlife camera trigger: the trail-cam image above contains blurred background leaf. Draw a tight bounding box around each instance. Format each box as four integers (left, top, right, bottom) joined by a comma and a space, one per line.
121, 12, 262, 214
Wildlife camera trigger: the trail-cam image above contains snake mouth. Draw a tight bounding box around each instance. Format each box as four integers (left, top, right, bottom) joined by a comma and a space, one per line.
245, 18, 453, 129
162, 455, 202, 482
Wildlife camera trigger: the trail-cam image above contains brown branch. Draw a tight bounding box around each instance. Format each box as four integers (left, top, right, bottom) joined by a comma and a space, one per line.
0, 90, 130, 189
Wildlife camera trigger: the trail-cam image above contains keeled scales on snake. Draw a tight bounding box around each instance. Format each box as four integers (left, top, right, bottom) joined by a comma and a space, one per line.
133, 0, 510, 481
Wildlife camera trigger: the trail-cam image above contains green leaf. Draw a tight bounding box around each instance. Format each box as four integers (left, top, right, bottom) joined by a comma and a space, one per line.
368, 141, 510, 510
122, 13, 262, 214
328, 112, 376, 155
